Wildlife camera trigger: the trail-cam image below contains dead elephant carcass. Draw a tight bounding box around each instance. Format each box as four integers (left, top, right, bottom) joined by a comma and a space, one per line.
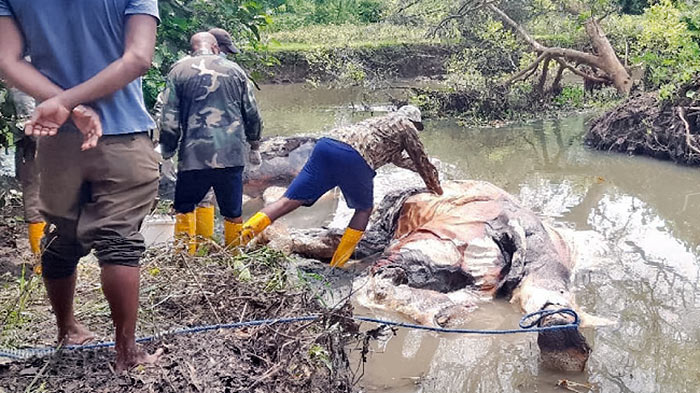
265, 180, 597, 372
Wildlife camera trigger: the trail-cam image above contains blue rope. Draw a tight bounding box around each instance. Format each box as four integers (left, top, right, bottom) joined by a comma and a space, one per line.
0, 309, 579, 361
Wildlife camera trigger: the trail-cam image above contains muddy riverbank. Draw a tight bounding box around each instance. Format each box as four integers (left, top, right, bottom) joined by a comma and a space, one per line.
261, 43, 460, 84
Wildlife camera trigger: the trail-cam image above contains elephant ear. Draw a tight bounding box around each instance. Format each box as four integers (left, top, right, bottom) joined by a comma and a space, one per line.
577, 310, 617, 328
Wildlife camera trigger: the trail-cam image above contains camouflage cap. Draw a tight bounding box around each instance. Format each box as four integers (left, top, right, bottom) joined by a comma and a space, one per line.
397, 105, 423, 130
397, 105, 422, 123
208, 28, 240, 54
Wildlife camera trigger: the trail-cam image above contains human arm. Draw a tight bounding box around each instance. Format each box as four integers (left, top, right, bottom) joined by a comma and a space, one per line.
25, 14, 157, 138
392, 153, 419, 172
0, 17, 101, 149
0, 18, 63, 101
52, 15, 157, 110
401, 122, 443, 195
240, 79, 262, 150
158, 79, 181, 160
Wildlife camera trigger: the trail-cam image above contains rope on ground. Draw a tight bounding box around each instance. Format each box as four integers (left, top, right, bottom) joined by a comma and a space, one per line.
0, 309, 579, 361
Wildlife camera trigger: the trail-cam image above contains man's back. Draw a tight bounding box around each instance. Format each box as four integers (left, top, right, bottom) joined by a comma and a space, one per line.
0, 0, 158, 134
161, 52, 261, 171
329, 113, 416, 170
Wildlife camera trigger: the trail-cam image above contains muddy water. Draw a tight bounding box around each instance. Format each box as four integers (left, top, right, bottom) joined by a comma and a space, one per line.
256, 84, 700, 393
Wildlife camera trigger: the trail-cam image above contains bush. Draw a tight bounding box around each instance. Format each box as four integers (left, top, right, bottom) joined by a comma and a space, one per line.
144, 0, 275, 108
356, 0, 385, 23
632, 0, 700, 98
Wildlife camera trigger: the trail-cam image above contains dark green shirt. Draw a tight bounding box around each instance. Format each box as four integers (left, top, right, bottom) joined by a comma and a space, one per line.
160, 50, 262, 171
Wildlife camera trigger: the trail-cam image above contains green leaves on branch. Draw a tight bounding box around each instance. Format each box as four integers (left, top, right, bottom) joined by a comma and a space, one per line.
0, 83, 20, 149
632, 0, 700, 99
145, 0, 275, 107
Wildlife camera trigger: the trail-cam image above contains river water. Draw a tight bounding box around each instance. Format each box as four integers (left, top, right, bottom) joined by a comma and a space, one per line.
256, 84, 700, 393
0, 84, 696, 391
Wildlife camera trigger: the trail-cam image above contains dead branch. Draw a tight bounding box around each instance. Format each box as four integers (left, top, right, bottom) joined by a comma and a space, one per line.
537, 57, 552, 95
428, 0, 494, 37
486, 3, 631, 94
550, 63, 566, 94
553, 58, 609, 83
504, 52, 548, 85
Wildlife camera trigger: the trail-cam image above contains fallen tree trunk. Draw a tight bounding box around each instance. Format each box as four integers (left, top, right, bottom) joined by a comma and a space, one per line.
486, 4, 632, 95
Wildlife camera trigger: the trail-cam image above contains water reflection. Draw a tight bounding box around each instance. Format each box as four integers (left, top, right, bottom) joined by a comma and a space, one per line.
254, 84, 700, 393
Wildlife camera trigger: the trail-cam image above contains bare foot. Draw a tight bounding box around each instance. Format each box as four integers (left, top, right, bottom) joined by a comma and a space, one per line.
115, 347, 163, 373
59, 323, 96, 346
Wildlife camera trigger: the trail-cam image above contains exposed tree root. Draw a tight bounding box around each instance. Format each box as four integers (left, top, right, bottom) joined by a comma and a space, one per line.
586, 79, 700, 165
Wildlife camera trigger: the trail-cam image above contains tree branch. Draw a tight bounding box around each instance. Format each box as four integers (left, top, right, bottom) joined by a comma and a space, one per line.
537, 57, 552, 95
428, 0, 494, 37
503, 52, 549, 85
487, 4, 602, 66
553, 58, 609, 83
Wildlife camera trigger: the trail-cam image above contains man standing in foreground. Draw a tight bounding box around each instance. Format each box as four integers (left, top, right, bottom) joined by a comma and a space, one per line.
160, 32, 262, 252
240, 105, 443, 268
0, 0, 161, 371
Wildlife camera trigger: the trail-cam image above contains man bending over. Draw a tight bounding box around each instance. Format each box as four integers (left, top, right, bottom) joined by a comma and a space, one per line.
240, 105, 443, 267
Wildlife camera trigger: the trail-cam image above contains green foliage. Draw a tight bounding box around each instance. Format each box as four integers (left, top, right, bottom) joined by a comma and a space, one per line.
266, 22, 434, 50
145, 0, 275, 108
1, 265, 42, 348
268, 0, 387, 31
303, 47, 369, 86
618, 0, 653, 14
632, 0, 700, 98
308, 343, 332, 371
553, 85, 585, 107
0, 83, 20, 149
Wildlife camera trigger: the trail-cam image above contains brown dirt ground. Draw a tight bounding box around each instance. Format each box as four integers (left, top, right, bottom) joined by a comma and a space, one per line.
0, 239, 364, 392
0, 180, 33, 282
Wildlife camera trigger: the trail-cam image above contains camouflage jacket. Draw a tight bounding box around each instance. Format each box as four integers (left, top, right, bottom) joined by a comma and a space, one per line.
8, 87, 35, 141
159, 50, 262, 171
328, 113, 442, 194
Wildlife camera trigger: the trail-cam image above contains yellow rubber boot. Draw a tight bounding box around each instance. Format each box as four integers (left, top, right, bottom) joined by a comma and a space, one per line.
224, 221, 243, 248
195, 206, 215, 239
174, 212, 196, 255
240, 212, 272, 246
195, 206, 215, 251
28, 222, 46, 275
330, 228, 364, 268
28, 222, 46, 255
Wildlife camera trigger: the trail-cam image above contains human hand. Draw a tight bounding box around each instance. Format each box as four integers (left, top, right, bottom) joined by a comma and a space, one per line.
25, 97, 71, 137
430, 181, 444, 196
71, 105, 103, 151
249, 150, 262, 166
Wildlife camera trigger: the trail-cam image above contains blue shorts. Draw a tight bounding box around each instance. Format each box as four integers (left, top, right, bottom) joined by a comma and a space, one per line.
285, 138, 376, 210
174, 166, 244, 218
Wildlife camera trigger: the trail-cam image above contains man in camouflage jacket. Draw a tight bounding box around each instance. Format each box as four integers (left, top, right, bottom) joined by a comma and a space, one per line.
240, 105, 443, 268
159, 32, 262, 253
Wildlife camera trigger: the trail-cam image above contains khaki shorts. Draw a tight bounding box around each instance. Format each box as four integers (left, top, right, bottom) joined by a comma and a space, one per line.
38, 127, 159, 278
